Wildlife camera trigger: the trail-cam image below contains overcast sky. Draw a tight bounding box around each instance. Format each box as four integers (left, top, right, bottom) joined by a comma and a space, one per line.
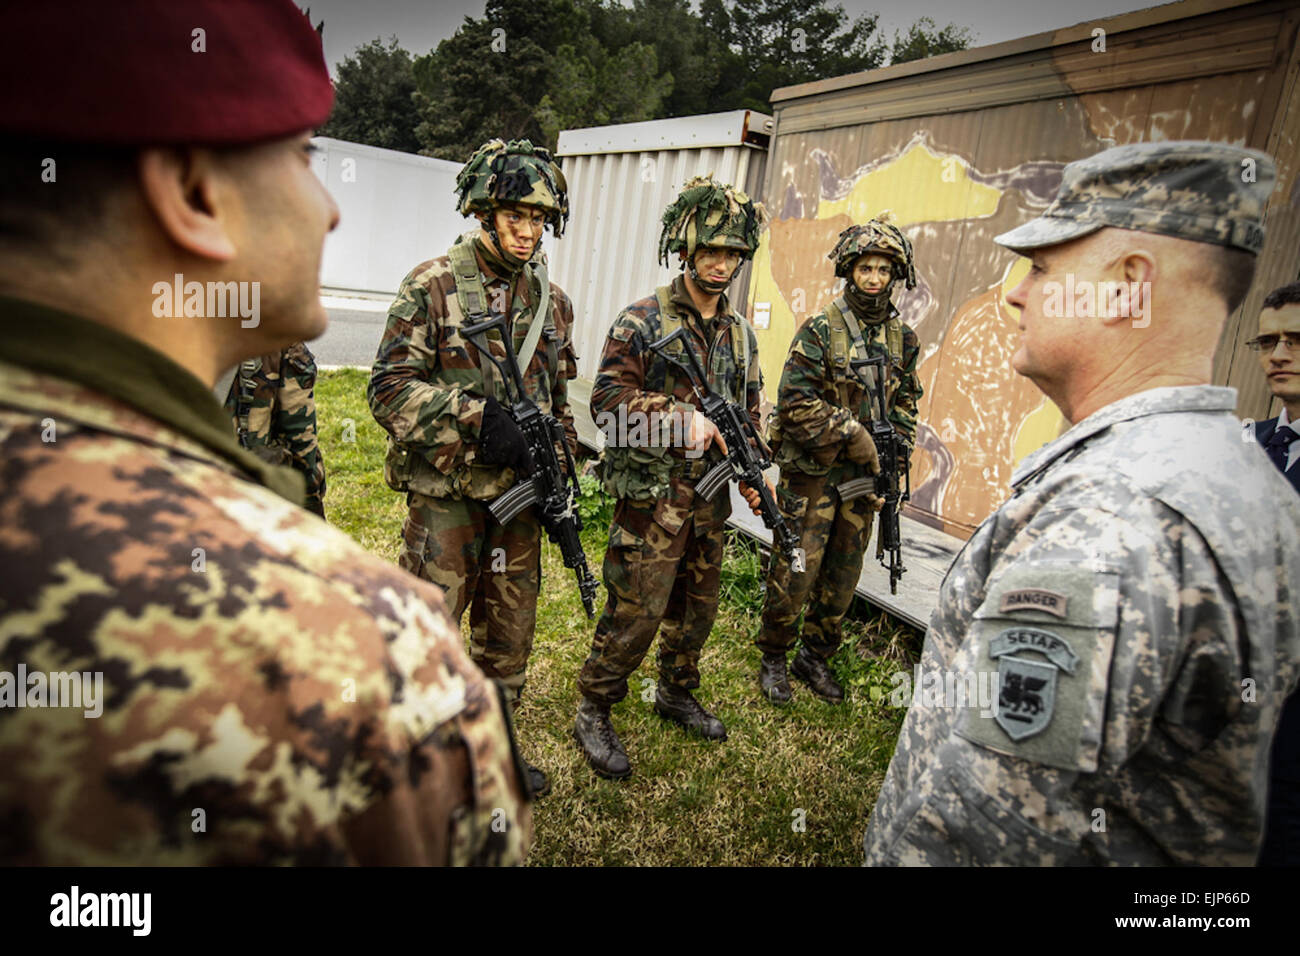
299, 0, 1181, 77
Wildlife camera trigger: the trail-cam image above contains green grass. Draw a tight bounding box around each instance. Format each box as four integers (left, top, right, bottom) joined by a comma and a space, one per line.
317, 368, 924, 866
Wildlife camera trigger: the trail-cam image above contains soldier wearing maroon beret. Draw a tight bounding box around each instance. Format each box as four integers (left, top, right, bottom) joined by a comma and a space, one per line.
0, 0, 530, 865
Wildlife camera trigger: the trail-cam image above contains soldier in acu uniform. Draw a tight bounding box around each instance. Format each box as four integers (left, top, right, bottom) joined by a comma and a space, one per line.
573, 175, 769, 779
864, 141, 1300, 865
224, 341, 327, 517
368, 139, 578, 798
0, 0, 530, 865
758, 220, 921, 704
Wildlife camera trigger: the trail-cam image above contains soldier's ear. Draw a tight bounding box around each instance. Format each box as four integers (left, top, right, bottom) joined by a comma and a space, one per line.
138, 147, 237, 261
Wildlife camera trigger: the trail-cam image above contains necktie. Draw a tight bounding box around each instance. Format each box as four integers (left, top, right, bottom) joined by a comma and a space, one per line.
1266, 426, 1297, 474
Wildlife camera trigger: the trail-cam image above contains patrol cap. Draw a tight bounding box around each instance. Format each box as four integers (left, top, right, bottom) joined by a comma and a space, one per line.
995, 141, 1275, 256
0, 0, 333, 145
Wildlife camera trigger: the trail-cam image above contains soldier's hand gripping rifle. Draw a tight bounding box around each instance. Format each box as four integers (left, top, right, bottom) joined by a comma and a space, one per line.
843, 353, 909, 594
646, 327, 802, 569
462, 314, 599, 617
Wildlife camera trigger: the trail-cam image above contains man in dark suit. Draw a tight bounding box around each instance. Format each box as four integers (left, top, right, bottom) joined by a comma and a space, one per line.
1252, 281, 1300, 865
1252, 282, 1300, 493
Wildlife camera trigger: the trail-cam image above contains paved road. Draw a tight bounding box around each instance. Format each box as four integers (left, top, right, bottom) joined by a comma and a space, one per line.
313, 304, 388, 368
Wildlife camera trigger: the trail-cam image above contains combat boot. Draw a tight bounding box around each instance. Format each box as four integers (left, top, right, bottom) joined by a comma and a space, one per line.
759, 652, 792, 704
791, 645, 844, 702
573, 697, 631, 779
654, 683, 727, 740
524, 761, 551, 798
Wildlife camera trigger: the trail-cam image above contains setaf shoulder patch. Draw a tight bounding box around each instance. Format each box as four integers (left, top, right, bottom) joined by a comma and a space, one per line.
956, 562, 1119, 773
989, 627, 1078, 741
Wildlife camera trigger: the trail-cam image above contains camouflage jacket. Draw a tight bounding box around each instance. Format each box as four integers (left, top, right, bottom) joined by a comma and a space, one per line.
0, 297, 531, 865
864, 386, 1300, 866
769, 300, 920, 481
223, 341, 326, 517
368, 236, 578, 501
593, 276, 762, 534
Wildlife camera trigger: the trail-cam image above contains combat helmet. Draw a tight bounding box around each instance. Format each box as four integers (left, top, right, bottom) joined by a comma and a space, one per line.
456, 139, 570, 260
829, 218, 917, 290
659, 175, 766, 291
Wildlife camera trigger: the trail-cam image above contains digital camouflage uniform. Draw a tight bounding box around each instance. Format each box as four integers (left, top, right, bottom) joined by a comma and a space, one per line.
761, 224, 921, 665
368, 141, 577, 709
223, 340, 327, 517
0, 297, 531, 865
864, 141, 1299, 865
577, 276, 762, 705
864, 387, 1300, 865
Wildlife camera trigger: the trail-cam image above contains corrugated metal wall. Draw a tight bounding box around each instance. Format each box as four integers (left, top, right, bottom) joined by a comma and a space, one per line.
549, 143, 768, 380
750, 0, 1300, 539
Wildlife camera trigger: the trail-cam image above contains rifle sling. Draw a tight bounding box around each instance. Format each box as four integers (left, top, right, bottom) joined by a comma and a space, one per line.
516, 260, 550, 377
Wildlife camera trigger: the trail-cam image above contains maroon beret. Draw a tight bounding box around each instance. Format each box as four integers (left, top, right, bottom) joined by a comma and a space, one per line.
0, 0, 333, 145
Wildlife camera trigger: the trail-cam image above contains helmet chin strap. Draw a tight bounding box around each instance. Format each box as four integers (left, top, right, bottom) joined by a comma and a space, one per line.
686, 255, 733, 295
483, 215, 531, 271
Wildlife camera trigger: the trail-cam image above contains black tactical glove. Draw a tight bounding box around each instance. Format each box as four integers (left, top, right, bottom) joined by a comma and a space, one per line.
478, 396, 535, 472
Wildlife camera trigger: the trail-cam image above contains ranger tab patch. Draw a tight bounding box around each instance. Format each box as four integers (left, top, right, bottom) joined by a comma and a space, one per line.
998, 588, 1068, 618
990, 628, 1079, 741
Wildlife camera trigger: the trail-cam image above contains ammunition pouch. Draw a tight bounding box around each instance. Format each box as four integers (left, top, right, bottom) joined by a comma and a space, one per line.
384, 438, 516, 500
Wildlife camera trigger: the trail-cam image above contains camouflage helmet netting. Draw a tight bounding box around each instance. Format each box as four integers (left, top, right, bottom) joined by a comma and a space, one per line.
829, 220, 917, 288
659, 174, 766, 267
456, 138, 570, 237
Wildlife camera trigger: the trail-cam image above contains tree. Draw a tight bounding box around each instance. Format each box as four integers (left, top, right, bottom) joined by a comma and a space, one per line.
317, 37, 420, 153
889, 17, 977, 65
328, 0, 976, 160
536, 40, 673, 146
616, 0, 726, 119
692, 0, 896, 112
413, 0, 594, 160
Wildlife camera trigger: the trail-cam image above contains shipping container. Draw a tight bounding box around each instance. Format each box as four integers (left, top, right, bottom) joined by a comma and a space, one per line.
750, 0, 1300, 544
548, 110, 774, 383
312, 136, 465, 296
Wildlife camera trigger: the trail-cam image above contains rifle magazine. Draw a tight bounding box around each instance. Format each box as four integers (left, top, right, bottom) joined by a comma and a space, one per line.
695, 461, 733, 502
488, 478, 539, 525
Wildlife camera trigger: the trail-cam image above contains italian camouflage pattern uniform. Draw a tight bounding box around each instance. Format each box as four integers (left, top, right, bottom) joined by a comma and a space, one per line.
223, 341, 326, 517
577, 276, 762, 705
865, 141, 1295, 865
864, 387, 1300, 864
367, 237, 578, 707
760, 303, 921, 660
0, 296, 531, 865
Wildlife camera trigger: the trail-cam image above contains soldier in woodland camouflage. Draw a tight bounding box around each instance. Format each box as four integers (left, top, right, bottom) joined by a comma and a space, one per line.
864, 141, 1300, 865
368, 138, 578, 798
224, 341, 327, 517
0, 0, 529, 865
572, 175, 769, 779
758, 220, 921, 703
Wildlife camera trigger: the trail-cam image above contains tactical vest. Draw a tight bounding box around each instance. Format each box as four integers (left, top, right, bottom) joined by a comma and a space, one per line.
384, 239, 559, 500
601, 286, 751, 501
771, 297, 903, 479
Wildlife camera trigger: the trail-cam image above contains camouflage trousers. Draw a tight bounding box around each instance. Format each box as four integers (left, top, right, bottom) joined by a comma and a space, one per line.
400, 491, 540, 706
577, 496, 726, 706
759, 471, 875, 658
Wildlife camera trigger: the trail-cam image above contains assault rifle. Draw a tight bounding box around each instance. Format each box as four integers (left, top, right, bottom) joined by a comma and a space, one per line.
844, 353, 909, 594
646, 327, 802, 570
462, 314, 599, 617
